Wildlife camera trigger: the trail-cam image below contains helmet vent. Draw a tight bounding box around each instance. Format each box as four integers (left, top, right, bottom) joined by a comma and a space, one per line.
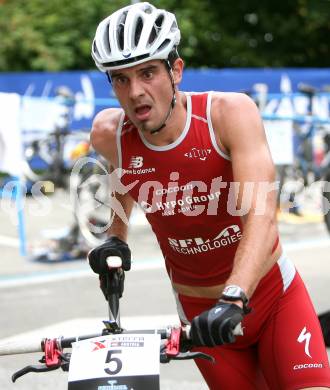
93, 40, 100, 58
117, 11, 128, 51
134, 17, 144, 47
155, 14, 164, 28
149, 15, 163, 45
105, 23, 111, 54
157, 38, 170, 52
170, 20, 178, 32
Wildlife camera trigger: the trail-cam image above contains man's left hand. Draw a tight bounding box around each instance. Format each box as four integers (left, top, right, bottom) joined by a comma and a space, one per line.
190, 302, 244, 347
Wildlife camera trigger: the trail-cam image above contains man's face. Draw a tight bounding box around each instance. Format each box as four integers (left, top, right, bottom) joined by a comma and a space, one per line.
110, 60, 175, 133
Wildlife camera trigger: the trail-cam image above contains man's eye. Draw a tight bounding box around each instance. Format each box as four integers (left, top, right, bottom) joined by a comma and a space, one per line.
114, 77, 127, 86
143, 70, 153, 79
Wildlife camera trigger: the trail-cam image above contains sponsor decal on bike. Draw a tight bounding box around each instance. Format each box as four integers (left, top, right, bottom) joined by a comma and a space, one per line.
98, 380, 128, 390
91, 340, 107, 351
168, 224, 242, 255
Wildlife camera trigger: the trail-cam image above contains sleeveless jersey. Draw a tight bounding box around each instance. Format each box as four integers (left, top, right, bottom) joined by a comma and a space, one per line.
117, 92, 270, 286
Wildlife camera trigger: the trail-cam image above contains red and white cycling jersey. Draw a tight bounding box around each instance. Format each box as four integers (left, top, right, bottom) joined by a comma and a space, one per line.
118, 92, 282, 286
116, 92, 330, 388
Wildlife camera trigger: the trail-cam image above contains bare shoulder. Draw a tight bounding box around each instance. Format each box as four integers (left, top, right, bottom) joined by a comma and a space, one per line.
90, 108, 124, 164
211, 92, 259, 123
210, 92, 264, 149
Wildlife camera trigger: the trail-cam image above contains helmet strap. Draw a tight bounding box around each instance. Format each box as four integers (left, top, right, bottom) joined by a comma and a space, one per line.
106, 72, 112, 85
149, 60, 177, 135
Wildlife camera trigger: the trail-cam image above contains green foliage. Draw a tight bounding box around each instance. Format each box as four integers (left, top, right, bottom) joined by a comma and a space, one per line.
0, 0, 329, 71
0, 0, 128, 71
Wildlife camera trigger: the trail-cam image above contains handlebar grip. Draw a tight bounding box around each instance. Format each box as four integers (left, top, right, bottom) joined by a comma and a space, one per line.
106, 256, 122, 269
0, 338, 43, 356
183, 322, 244, 340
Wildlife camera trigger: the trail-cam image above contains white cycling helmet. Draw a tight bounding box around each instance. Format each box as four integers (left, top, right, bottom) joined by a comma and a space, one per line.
91, 2, 181, 72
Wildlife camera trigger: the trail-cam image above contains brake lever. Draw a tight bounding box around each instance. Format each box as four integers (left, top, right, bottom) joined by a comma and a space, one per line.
160, 346, 214, 363
12, 363, 60, 382
170, 351, 215, 363
160, 327, 214, 364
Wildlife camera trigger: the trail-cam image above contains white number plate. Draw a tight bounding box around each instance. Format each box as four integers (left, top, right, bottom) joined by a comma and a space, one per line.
68, 333, 161, 390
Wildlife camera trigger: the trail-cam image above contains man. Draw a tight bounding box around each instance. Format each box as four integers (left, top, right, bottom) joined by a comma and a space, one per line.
88, 2, 330, 389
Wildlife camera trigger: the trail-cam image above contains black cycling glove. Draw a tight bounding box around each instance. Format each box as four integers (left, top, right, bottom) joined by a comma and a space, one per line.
88, 236, 131, 273
190, 302, 244, 347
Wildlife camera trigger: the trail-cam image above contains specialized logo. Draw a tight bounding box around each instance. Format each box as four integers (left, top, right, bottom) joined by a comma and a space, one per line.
168, 224, 242, 255
184, 147, 212, 161
129, 156, 144, 168
214, 307, 223, 314
122, 49, 132, 59
297, 326, 312, 358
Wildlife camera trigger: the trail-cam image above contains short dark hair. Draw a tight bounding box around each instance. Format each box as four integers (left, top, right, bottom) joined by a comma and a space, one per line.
168, 47, 180, 67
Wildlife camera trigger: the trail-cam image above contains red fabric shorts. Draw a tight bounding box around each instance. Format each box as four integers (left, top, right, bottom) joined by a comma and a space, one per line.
178, 270, 330, 389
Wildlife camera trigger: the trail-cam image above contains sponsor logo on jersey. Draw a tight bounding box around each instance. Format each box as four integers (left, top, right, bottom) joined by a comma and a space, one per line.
129, 156, 144, 168
168, 224, 242, 255
155, 182, 194, 196
124, 156, 156, 175
184, 147, 212, 161
155, 191, 221, 215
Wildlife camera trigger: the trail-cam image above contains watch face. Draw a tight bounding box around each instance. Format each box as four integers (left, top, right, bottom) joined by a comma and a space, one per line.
225, 286, 241, 297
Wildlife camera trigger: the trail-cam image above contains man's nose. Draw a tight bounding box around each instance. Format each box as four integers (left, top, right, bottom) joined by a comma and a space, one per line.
129, 78, 144, 100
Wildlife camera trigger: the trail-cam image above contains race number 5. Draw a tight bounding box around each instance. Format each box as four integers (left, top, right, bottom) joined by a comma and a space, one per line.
68, 333, 161, 389
104, 349, 122, 375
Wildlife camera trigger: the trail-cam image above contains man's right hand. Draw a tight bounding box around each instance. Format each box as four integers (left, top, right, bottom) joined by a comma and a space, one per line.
88, 236, 131, 273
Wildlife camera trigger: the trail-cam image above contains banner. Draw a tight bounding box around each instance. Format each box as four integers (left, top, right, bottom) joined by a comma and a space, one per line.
0, 92, 23, 176
0, 68, 329, 131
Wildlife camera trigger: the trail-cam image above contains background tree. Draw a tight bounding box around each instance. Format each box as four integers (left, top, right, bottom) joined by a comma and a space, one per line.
0, 0, 329, 71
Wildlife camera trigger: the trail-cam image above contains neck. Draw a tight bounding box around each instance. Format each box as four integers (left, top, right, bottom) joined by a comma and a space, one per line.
141, 92, 187, 147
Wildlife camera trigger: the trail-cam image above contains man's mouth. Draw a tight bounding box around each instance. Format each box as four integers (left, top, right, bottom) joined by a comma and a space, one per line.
135, 105, 151, 121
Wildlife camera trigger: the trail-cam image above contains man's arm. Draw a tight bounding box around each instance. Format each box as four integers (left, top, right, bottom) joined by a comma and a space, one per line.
212, 92, 279, 299
90, 108, 135, 242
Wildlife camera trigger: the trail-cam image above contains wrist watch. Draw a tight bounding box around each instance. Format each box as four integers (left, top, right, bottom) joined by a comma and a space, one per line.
220, 285, 251, 313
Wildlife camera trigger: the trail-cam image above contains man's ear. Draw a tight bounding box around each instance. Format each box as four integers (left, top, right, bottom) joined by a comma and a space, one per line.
172, 58, 184, 85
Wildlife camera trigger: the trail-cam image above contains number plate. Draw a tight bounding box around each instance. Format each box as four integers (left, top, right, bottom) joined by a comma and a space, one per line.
68, 333, 161, 390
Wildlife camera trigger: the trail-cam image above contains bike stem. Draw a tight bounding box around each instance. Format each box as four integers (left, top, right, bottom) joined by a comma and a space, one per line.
103, 262, 125, 333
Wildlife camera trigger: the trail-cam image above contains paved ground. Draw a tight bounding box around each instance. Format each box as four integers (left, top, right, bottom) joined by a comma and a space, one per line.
0, 189, 329, 389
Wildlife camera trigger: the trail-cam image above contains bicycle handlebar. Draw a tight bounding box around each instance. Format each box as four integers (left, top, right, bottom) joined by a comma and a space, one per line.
0, 257, 244, 382
0, 321, 244, 357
